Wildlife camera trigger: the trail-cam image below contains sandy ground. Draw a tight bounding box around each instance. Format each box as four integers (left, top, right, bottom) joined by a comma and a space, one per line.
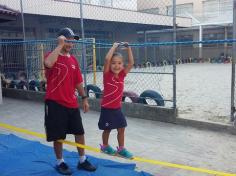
0, 97, 236, 176
86, 63, 232, 124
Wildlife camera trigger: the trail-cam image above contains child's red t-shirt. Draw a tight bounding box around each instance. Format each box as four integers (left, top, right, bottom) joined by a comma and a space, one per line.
101, 69, 127, 109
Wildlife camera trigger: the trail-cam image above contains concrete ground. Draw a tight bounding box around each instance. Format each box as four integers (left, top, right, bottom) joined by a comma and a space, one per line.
0, 97, 236, 176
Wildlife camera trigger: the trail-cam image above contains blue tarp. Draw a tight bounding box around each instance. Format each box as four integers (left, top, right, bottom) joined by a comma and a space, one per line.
0, 134, 152, 176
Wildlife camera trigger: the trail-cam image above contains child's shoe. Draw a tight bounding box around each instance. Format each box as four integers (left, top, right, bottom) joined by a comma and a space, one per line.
117, 147, 133, 159
100, 145, 116, 155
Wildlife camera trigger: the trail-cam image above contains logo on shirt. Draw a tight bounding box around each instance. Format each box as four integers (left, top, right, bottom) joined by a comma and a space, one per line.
71, 65, 76, 69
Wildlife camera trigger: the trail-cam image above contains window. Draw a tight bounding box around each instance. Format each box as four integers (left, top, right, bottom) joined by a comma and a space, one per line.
140, 8, 159, 15
147, 36, 159, 42
203, 0, 233, 17
167, 3, 193, 17
177, 34, 193, 42
98, 0, 112, 6
88, 0, 112, 7
219, 0, 233, 14
83, 0, 91, 4
203, 32, 225, 47
203, 0, 218, 17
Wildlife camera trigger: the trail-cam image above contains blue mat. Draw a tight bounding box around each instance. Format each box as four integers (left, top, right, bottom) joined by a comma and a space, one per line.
0, 134, 152, 176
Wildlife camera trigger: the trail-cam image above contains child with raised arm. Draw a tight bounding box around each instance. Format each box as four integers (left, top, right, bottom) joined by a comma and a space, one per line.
98, 42, 134, 159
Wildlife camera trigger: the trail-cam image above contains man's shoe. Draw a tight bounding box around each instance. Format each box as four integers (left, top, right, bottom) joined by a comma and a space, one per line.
55, 162, 72, 175
77, 159, 96, 172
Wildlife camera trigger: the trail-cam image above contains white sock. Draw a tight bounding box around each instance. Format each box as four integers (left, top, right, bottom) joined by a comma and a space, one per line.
79, 155, 86, 163
57, 158, 65, 165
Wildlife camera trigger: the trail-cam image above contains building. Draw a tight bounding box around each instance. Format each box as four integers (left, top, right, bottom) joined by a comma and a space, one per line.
137, 0, 233, 60
0, 0, 190, 41
0, 5, 19, 23
0, 0, 191, 69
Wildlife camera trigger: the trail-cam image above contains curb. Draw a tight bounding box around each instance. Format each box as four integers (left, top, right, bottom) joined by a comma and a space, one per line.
176, 117, 236, 135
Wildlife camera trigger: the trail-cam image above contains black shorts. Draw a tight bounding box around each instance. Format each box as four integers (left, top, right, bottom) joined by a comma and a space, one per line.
44, 100, 84, 142
98, 107, 127, 130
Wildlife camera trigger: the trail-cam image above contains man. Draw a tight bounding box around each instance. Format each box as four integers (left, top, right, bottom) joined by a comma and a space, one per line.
44, 27, 96, 175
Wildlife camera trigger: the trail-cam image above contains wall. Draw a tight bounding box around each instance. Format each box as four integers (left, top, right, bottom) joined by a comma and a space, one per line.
2, 88, 177, 123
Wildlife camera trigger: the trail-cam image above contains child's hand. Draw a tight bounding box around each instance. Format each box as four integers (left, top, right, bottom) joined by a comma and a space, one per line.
119, 42, 130, 50
113, 42, 120, 48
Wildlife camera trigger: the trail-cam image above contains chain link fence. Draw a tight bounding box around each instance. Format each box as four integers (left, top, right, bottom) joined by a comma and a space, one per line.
0, 0, 177, 107
2, 0, 235, 123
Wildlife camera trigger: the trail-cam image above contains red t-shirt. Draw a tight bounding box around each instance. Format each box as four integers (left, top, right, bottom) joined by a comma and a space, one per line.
101, 69, 127, 109
45, 53, 83, 108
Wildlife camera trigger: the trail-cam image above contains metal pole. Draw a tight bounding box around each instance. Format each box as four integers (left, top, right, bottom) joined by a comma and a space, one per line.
144, 30, 147, 63
173, 0, 177, 109
80, 0, 88, 90
20, 0, 26, 41
92, 38, 97, 85
20, 0, 29, 87
231, 0, 236, 121
224, 26, 228, 56
199, 25, 203, 59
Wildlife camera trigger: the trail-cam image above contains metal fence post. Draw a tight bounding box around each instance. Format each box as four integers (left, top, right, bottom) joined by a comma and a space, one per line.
231, 0, 236, 121
20, 0, 29, 88
173, 0, 177, 109
79, 0, 88, 91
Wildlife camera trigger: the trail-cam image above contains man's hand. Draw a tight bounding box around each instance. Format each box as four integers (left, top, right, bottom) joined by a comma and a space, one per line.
82, 98, 89, 113
58, 35, 66, 47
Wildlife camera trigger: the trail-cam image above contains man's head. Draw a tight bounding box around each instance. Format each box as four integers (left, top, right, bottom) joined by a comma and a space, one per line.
57, 27, 79, 40
57, 27, 79, 53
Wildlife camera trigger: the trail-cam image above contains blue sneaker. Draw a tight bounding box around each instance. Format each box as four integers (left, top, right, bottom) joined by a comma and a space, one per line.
117, 148, 133, 159
100, 145, 116, 155
55, 162, 72, 175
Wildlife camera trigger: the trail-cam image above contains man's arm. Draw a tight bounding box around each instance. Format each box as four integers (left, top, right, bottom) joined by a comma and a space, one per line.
44, 36, 65, 68
76, 83, 89, 113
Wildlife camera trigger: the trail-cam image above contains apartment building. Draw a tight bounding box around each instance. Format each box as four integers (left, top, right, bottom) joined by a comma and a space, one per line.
0, 0, 192, 67
137, 0, 233, 59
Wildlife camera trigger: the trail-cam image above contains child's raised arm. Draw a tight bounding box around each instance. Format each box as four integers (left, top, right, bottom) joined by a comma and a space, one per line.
124, 44, 134, 74
103, 43, 119, 73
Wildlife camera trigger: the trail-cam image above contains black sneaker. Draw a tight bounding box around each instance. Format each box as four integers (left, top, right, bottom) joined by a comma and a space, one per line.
77, 159, 96, 172
55, 162, 72, 175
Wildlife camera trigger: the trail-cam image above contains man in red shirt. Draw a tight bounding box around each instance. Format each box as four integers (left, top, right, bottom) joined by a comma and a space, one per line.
44, 27, 96, 175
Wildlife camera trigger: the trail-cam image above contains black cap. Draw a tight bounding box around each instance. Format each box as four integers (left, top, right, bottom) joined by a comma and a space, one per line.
57, 27, 79, 40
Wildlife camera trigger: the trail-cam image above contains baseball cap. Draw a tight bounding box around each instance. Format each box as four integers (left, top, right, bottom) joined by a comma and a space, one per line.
57, 27, 80, 40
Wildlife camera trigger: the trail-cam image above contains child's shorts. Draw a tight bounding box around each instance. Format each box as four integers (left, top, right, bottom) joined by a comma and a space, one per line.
98, 107, 127, 130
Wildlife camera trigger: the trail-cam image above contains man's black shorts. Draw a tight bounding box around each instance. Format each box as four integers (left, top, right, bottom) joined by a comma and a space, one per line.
44, 100, 84, 142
